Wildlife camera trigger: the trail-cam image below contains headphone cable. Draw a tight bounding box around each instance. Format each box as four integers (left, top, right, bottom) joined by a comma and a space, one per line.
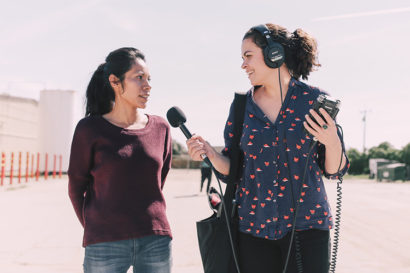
276, 67, 305, 273
278, 67, 283, 104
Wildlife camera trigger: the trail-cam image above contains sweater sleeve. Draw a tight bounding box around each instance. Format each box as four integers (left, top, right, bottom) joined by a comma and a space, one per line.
161, 123, 172, 189
68, 119, 94, 227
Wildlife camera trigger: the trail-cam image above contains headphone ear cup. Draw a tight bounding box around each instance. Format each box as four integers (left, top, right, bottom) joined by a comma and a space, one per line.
264, 43, 285, 68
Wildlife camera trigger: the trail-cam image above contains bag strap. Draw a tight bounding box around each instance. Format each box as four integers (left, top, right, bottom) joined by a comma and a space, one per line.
228, 93, 247, 184
223, 92, 247, 217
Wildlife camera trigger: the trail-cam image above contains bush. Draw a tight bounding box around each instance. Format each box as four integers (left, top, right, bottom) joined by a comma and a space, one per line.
172, 140, 187, 156
171, 154, 201, 169
346, 141, 410, 175
347, 148, 368, 174
401, 143, 410, 166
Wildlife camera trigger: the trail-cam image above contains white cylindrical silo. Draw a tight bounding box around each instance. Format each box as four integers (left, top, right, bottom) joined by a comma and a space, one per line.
39, 90, 81, 173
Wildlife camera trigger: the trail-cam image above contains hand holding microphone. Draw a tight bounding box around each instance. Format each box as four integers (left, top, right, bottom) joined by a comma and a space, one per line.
186, 135, 216, 163
166, 107, 215, 166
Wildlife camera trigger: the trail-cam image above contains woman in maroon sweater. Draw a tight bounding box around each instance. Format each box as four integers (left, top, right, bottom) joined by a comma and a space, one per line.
68, 47, 173, 273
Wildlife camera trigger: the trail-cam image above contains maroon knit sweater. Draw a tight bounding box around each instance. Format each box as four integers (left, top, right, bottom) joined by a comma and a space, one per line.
68, 115, 172, 247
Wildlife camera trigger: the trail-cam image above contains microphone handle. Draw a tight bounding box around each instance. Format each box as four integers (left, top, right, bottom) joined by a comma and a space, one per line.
201, 155, 212, 167
179, 124, 213, 167
179, 124, 192, 139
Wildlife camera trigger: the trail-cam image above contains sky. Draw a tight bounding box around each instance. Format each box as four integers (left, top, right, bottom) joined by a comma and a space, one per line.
1, 0, 409, 151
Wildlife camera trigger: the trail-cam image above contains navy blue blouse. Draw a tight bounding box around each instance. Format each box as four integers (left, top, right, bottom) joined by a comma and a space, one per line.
220, 78, 349, 240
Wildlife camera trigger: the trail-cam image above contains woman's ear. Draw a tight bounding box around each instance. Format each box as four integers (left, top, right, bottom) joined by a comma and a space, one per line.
109, 74, 122, 93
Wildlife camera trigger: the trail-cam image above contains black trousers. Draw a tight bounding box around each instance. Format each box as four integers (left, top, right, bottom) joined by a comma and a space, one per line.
238, 229, 330, 273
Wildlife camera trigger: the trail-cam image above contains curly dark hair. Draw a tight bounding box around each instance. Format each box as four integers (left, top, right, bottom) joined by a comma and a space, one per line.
243, 23, 321, 80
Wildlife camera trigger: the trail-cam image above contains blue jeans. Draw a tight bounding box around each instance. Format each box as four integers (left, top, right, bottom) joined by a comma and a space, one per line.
83, 235, 172, 273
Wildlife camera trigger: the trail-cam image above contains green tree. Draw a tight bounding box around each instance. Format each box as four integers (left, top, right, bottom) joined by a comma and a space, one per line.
400, 143, 410, 165
368, 141, 400, 161
346, 148, 368, 174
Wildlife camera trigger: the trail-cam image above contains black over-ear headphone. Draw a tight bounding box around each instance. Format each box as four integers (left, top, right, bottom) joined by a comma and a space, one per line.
252, 24, 285, 69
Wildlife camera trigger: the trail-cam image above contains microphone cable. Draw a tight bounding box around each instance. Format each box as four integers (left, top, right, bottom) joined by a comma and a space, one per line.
212, 167, 242, 273
166, 106, 241, 272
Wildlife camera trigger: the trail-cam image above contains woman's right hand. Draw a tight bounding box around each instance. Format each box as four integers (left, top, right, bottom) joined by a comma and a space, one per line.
186, 135, 216, 161
187, 135, 231, 175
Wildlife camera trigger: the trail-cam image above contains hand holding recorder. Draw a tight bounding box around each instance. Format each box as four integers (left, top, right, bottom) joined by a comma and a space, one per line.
303, 94, 342, 147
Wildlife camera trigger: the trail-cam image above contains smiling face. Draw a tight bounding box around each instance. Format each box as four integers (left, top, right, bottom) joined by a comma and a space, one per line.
241, 38, 273, 86
119, 58, 152, 109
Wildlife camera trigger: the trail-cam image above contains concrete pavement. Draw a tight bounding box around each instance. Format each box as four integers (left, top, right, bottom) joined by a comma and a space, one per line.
0, 170, 210, 273
1, 170, 410, 273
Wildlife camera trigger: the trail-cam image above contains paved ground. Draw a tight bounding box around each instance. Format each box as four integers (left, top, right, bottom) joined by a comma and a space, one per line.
1, 169, 409, 273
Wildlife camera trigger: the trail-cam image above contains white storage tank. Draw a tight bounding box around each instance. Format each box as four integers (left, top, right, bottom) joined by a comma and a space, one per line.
39, 90, 81, 173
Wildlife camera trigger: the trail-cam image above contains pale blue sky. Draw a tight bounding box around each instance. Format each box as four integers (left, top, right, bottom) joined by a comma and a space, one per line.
1, 0, 409, 151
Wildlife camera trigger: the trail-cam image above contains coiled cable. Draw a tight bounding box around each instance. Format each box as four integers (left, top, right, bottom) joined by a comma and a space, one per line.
329, 180, 342, 272
283, 125, 345, 273
329, 124, 345, 273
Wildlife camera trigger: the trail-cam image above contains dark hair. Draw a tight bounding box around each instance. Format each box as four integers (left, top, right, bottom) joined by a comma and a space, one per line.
85, 47, 146, 116
243, 23, 320, 80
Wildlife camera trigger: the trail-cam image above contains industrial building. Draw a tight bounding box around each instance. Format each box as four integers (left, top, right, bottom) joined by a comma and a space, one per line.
0, 90, 81, 175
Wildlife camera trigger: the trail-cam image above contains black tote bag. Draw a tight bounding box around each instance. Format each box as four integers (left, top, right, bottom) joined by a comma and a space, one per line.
196, 93, 246, 273
196, 211, 239, 273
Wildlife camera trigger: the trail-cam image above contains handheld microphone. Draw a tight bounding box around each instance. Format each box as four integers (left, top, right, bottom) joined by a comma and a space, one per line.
166, 106, 212, 166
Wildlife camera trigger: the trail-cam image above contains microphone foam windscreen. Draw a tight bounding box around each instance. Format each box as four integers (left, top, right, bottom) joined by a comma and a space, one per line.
166, 106, 186, 127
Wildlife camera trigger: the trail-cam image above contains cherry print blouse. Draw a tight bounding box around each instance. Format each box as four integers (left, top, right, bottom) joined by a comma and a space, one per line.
220, 78, 349, 240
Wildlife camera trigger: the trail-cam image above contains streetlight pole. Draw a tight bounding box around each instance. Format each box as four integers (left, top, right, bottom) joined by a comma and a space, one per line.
360, 110, 371, 153
362, 110, 366, 153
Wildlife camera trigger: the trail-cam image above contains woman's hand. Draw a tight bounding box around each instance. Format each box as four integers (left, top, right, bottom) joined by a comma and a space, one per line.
186, 135, 231, 175
186, 135, 217, 161
303, 108, 340, 147
303, 108, 347, 174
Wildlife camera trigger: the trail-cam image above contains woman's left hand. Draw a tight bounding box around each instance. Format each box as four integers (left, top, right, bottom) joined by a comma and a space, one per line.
303, 108, 340, 147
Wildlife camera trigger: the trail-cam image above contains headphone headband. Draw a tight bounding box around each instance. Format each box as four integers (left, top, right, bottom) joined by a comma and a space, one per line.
252, 25, 276, 47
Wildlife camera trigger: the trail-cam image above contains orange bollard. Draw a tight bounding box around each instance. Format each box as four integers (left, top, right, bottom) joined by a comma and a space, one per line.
52, 154, 56, 179
1, 152, 5, 186
18, 152, 22, 184
25, 152, 29, 182
36, 153, 40, 181
10, 152, 14, 185
59, 155, 62, 178
31, 154, 34, 178
44, 153, 48, 180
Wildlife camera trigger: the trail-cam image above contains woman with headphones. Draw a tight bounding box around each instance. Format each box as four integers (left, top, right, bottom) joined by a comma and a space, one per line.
186, 24, 349, 273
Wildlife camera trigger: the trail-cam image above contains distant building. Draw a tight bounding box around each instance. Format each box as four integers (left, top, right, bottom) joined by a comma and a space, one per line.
0, 90, 80, 173
369, 158, 394, 179
0, 94, 39, 154
377, 163, 407, 182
